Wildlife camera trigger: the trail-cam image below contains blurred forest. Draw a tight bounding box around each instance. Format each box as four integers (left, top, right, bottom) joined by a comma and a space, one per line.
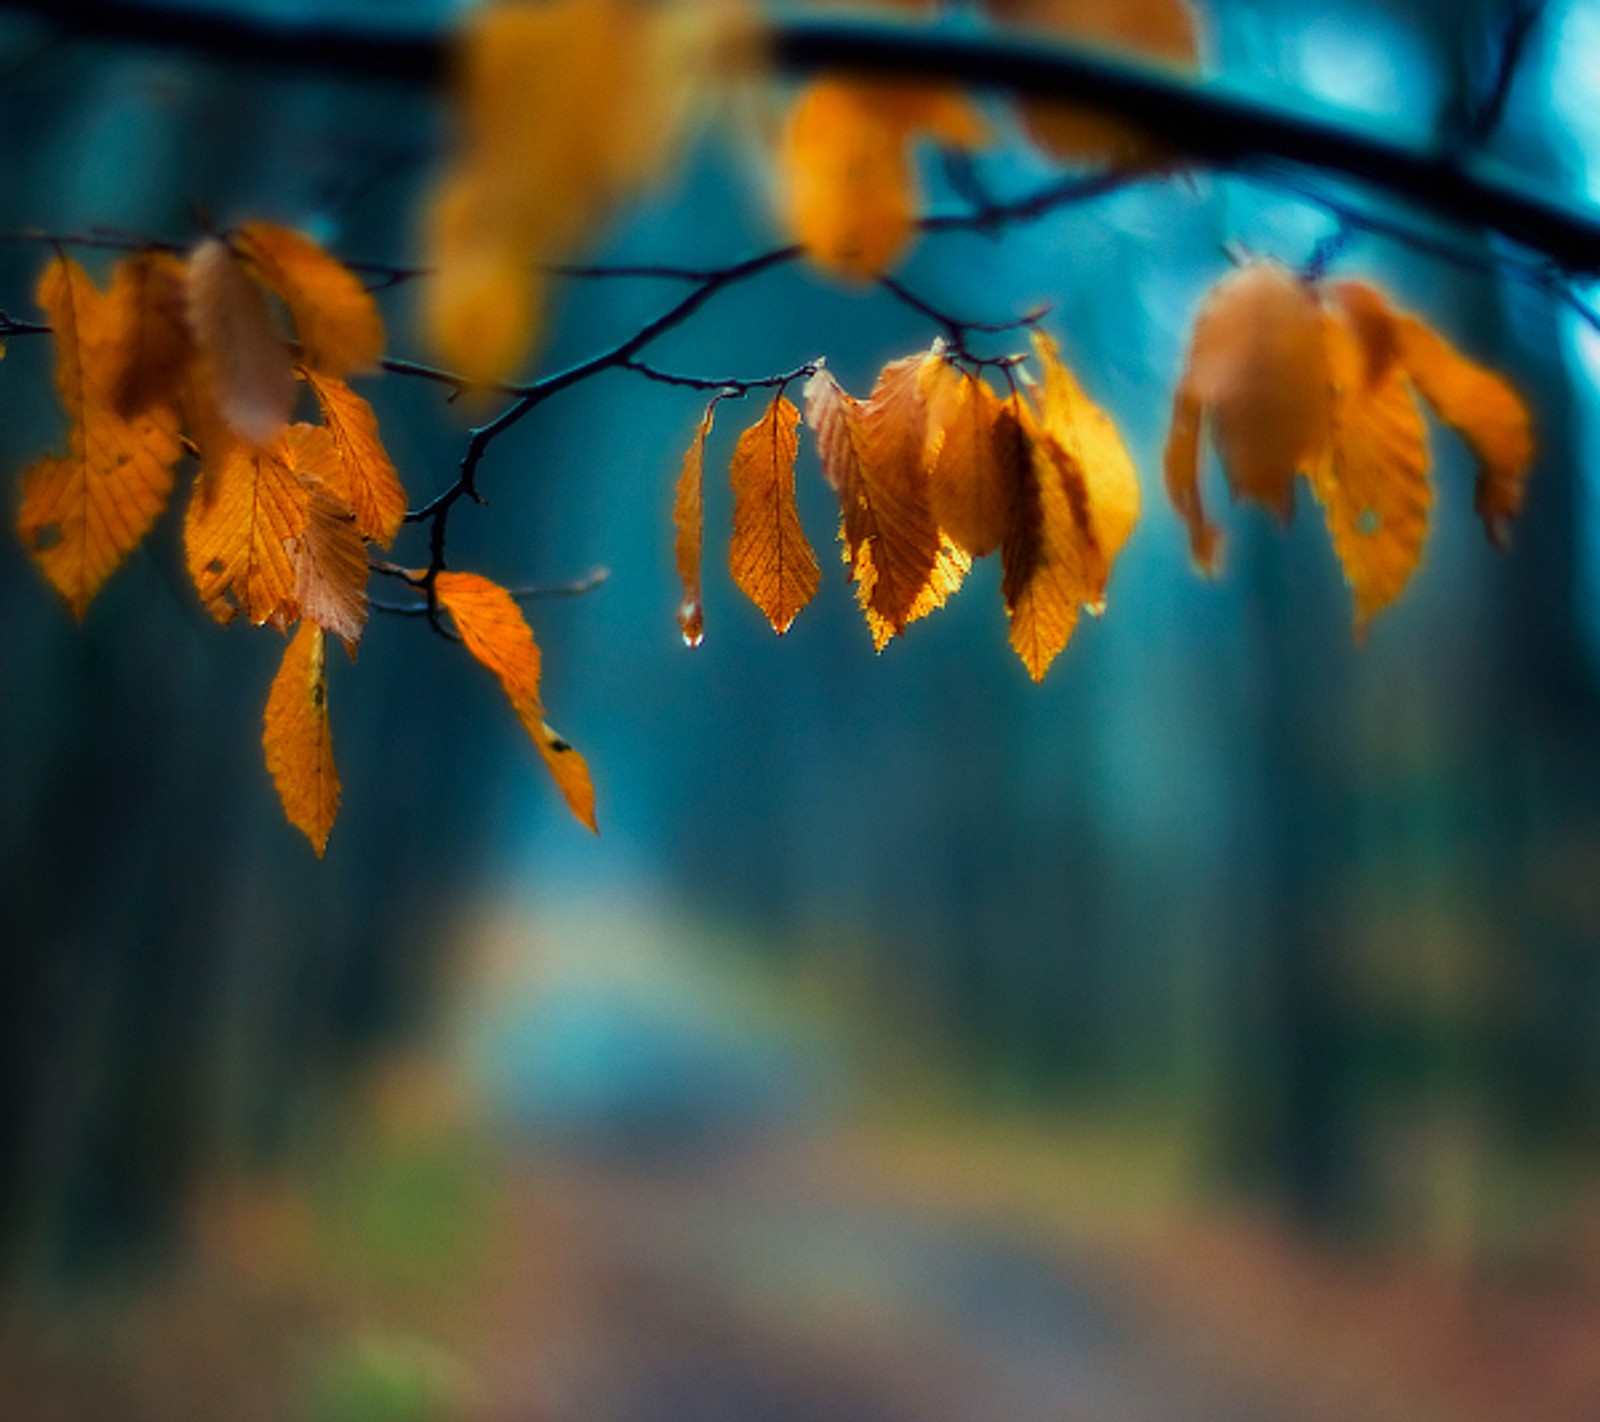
3, 1, 1600, 1419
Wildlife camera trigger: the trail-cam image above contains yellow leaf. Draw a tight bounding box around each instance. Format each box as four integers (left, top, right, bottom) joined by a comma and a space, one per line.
988, 0, 1200, 166
263, 621, 339, 855
781, 79, 985, 282
16, 255, 183, 619
185, 424, 325, 628
805, 357, 968, 649
434, 570, 597, 832
235, 222, 385, 379
187, 236, 296, 446
1310, 310, 1431, 633
673, 404, 713, 646
1165, 260, 1331, 563
729, 392, 819, 634
1028, 328, 1140, 606
920, 354, 1013, 558
1393, 309, 1534, 548
1001, 395, 1093, 680
301, 368, 408, 548
291, 490, 369, 648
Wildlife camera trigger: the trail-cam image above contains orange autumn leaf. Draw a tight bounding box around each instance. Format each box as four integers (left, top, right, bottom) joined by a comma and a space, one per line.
17, 255, 183, 619
263, 620, 339, 855
920, 354, 1013, 558
187, 236, 296, 446
291, 490, 369, 648
806, 356, 968, 649
423, 0, 745, 384
1027, 328, 1140, 605
1001, 395, 1094, 680
521, 711, 598, 836
729, 392, 819, 634
107, 250, 194, 419
185, 424, 328, 628
1310, 309, 1431, 633
301, 368, 408, 548
987, 0, 1200, 167
781, 79, 985, 282
235, 222, 384, 378
673, 403, 713, 646
434, 570, 597, 831
1392, 308, 1534, 548
1165, 259, 1331, 567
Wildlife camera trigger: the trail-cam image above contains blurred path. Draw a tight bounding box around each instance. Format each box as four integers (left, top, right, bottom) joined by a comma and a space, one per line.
475, 1144, 1286, 1422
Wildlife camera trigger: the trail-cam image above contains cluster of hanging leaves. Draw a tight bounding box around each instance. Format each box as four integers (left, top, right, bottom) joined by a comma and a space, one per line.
15, 228, 594, 854
9, 0, 1540, 855
1165, 260, 1534, 633
673, 328, 1139, 680
674, 282, 1532, 662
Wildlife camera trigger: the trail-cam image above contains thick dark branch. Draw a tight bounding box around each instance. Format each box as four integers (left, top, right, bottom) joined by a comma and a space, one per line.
7, 3, 1599, 271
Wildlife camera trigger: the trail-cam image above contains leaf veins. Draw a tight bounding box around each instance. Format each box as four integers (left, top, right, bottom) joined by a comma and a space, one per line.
729, 393, 819, 634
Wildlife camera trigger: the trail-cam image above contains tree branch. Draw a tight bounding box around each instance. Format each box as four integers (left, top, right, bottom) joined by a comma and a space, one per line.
5, 3, 1599, 272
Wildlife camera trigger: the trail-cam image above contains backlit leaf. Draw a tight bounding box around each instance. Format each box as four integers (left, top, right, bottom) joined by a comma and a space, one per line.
185, 424, 326, 628
302, 368, 408, 548
805, 356, 968, 649
17, 255, 183, 618
729, 392, 819, 634
1310, 310, 1431, 633
1001, 396, 1092, 680
1028, 328, 1140, 605
187, 236, 296, 446
781, 79, 985, 282
263, 621, 339, 855
920, 354, 1012, 557
1165, 260, 1331, 566
674, 403, 713, 646
235, 222, 384, 378
434, 570, 596, 832
1393, 309, 1533, 548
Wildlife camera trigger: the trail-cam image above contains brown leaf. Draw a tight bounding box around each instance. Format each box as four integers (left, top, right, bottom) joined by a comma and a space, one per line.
263, 621, 339, 855
1394, 310, 1534, 548
673, 404, 712, 646
291, 490, 369, 648
187, 236, 296, 446
1310, 310, 1431, 633
920, 354, 1012, 557
434, 570, 596, 832
805, 357, 968, 649
16, 255, 183, 618
235, 222, 384, 378
1162, 385, 1217, 571
184, 424, 322, 628
729, 393, 819, 634
301, 368, 408, 548
108, 250, 194, 419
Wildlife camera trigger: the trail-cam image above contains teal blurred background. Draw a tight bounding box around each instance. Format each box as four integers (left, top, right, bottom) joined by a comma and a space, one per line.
3, 1, 1600, 1419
